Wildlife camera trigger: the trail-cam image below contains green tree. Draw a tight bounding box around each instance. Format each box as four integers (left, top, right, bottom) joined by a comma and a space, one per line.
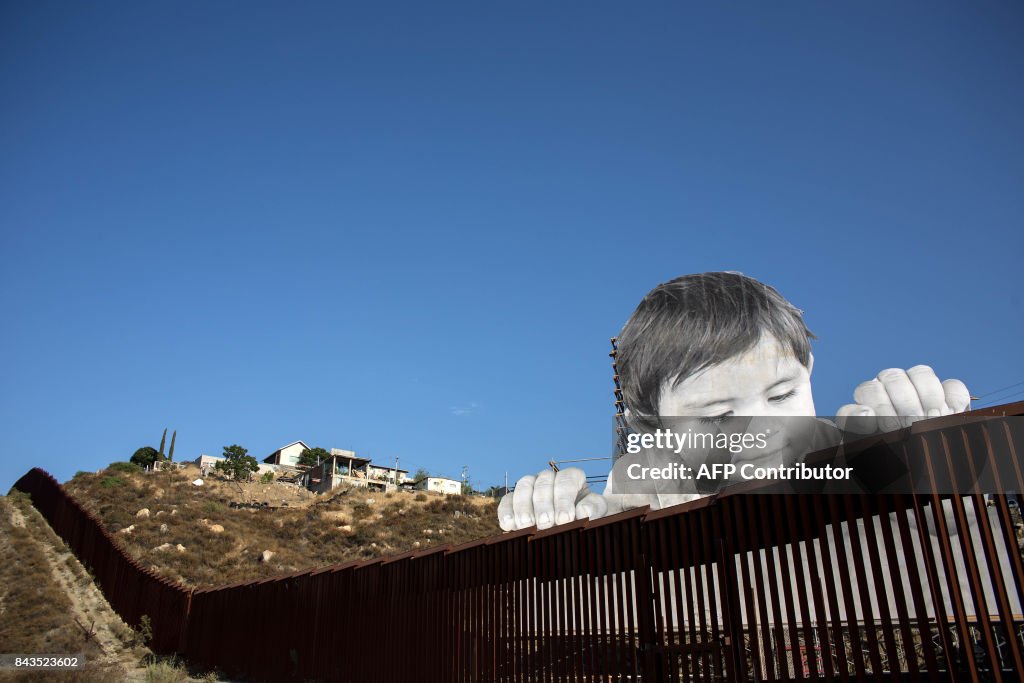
413, 468, 429, 483
158, 428, 167, 458
168, 430, 176, 461
214, 444, 259, 481
297, 446, 330, 468
130, 446, 161, 469
483, 485, 507, 499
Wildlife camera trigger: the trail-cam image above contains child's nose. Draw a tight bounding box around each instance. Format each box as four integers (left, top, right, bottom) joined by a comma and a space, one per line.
738, 399, 783, 418
744, 413, 786, 442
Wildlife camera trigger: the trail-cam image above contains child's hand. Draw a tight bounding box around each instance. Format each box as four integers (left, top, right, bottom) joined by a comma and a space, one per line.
836, 365, 971, 434
497, 467, 608, 531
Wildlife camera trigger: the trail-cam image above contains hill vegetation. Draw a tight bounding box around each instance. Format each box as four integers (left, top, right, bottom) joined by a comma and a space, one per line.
1, 491, 230, 681
0, 492, 142, 682
62, 464, 501, 589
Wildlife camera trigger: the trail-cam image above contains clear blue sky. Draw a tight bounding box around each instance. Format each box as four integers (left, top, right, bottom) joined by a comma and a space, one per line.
2, 2, 1022, 493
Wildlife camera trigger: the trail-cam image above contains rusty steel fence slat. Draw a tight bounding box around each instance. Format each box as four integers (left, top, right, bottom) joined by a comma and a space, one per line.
12, 402, 1024, 681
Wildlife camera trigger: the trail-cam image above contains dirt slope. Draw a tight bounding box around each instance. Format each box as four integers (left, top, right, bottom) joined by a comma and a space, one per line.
0, 492, 143, 682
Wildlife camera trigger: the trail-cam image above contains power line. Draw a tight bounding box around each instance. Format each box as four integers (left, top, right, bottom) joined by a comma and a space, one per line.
974, 379, 1024, 400
975, 388, 1024, 408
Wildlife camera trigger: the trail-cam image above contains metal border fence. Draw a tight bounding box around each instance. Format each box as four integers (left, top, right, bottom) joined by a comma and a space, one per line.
12, 402, 1024, 682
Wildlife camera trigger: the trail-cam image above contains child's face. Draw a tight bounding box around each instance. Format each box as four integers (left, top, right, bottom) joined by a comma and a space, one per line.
656, 335, 816, 469
657, 335, 815, 418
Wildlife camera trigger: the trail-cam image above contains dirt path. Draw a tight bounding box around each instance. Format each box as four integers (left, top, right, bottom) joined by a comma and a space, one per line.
5, 501, 148, 679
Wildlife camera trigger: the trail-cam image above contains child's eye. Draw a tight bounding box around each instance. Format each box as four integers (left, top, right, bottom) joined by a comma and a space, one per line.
700, 412, 732, 425
768, 389, 797, 404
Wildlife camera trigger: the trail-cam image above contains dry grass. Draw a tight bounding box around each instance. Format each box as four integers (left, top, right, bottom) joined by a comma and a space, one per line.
63, 467, 501, 589
0, 493, 129, 682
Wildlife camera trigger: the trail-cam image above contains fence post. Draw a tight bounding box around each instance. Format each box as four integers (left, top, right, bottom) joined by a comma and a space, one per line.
717, 526, 749, 681
632, 548, 659, 681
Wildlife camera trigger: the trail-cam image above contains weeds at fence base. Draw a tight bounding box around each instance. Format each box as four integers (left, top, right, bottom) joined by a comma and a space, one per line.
143, 654, 188, 683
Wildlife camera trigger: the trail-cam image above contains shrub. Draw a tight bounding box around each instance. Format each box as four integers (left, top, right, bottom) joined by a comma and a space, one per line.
144, 654, 187, 683
108, 461, 142, 474
100, 476, 126, 488
202, 501, 225, 514
260, 471, 274, 484
342, 525, 377, 547
136, 615, 153, 647
415, 493, 427, 502
351, 503, 372, 521
8, 490, 31, 507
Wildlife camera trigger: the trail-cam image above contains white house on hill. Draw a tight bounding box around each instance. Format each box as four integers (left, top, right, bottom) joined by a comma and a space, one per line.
263, 441, 311, 468
414, 477, 462, 496
195, 454, 224, 475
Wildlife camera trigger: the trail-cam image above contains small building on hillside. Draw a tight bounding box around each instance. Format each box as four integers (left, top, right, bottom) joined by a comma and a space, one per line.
414, 476, 462, 496
367, 463, 411, 485
195, 454, 224, 476
301, 453, 382, 494
152, 460, 187, 472
196, 453, 279, 478
263, 441, 311, 468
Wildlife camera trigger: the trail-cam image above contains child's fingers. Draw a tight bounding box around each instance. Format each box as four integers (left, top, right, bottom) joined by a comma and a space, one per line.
853, 378, 892, 412
512, 474, 537, 529
942, 379, 971, 413
532, 469, 557, 529
497, 493, 516, 531
873, 403, 901, 432
853, 378, 901, 431
836, 403, 877, 434
553, 468, 587, 526
877, 369, 925, 426
906, 365, 948, 416
575, 491, 608, 521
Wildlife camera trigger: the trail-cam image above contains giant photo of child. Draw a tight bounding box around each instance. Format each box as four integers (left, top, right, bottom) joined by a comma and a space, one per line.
498, 271, 972, 530
498, 270, 1016, 628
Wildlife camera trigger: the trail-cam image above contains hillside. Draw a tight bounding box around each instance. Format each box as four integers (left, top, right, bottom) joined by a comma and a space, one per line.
1, 492, 145, 682
62, 464, 502, 589
0, 491, 238, 682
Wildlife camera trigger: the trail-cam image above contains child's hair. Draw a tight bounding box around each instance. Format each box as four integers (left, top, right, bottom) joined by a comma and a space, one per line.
617, 272, 815, 422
